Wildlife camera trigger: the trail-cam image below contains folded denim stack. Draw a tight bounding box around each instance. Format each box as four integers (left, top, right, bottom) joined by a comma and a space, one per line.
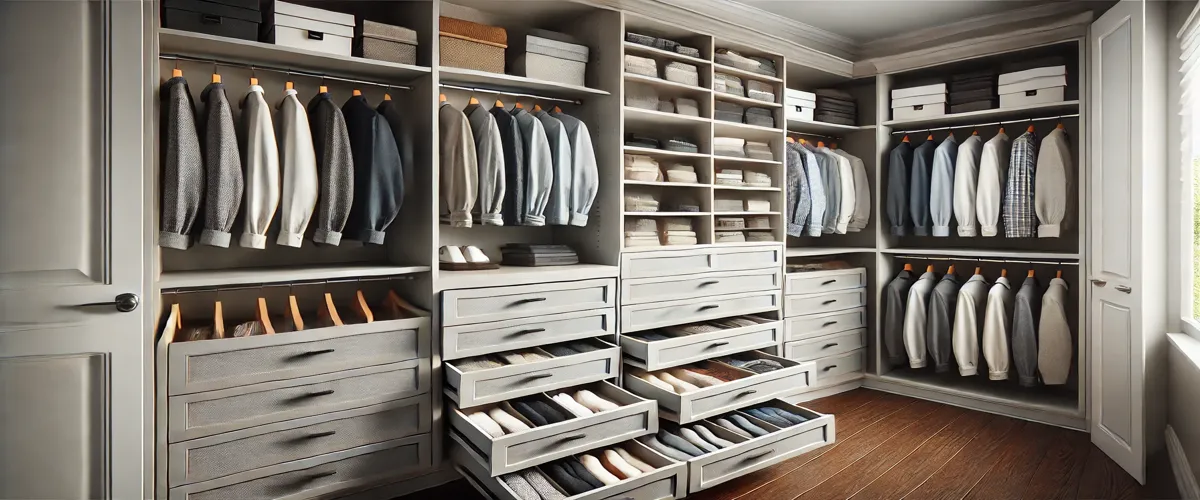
814, 88, 857, 126
948, 68, 998, 113
745, 107, 775, 128
500, 243, 580, 267
624, 54, 657, 77
714, 73, 745, 98
714, 137, 746, 158
624, 154, 661, 181
744, 141, 773, 160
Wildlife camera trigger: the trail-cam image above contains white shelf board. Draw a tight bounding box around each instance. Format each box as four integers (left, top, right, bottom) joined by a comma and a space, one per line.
159, 29, 431, 84
624, 106, 711, 127
787, 118, 873, 136
713, 185, 780, 192
622, 241, 783, 252
623, 42, 711, 66
714, 211, 780, 216
623, 146, 710, 159
713, 120, 785, 141
623, 212, 710, 216
438, 66, 610, 99
713, 63, 783, 84
712, 155, 782, 165
715, 227, 774, 231
866, 371, 1081, 419
437, 264, 619, 291
623, 73, 711, 95
882, 248, 1080, 260
624, 180, 709, 188
786, 247, 876, 257
160, 264, 432, 289
714, 92, 783, 108
882, 100, 1080, 129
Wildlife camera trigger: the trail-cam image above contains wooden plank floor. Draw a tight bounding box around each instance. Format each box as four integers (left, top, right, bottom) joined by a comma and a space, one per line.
402, 389, 1180, 500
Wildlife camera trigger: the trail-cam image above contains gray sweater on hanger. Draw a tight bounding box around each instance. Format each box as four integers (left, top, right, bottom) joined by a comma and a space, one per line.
886, 141, 913, 236
535, 110, 572, 226
307, 92, 355, 245
342, 95, 404, 244
909, 139, 937, 237
1012, 275, 1042, 387
159, 76, 204, 250
440, 102, 478, 227
199, 82, 244, 248
512, 108, 554, 226
927, 272, 960, 373
551, 111, 599, 227
882, 269, 914, 366
465, 103, 506, 226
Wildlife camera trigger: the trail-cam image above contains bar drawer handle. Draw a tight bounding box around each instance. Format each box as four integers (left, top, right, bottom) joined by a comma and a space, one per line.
736, 389, 757, 398
699, 280, 720, 287
822, 365, 838, 372
304, 470, 336, 481
306, 430, 337, 439
293, 348, 336, 359
201, 14, 222, 24
512, 297, 548, 306
743, 449, 775, 462
699, 304, 719, 311
305, 389, 336, 398
560, 433, 587, 442
821, 321, 838, 327
821, 299, 837, 305
821, 279, 837, 285
708, 341, 730, 348
822, 343, 839, 349
307, 30, 325, 41
512, 328, 547, 336
525, 373, 554, 380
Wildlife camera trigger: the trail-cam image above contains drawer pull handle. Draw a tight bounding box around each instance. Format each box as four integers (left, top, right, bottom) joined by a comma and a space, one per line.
511, 297, 548, 306
306, 30, 325, 41
699, 280, 720, 287
821, 299, 837, 305
699, 304, 720, 311
201, 14, 223, 24
744, 449, 775, 462
822, 343, 839, 349
304, 389, 336, 398
736, 389, 757, 398
823, 365, 838, 372
560, 433, 588, 442
821, 321, 838, 327
821, 279, 837, 285
304, 470, 336, 481
293, 348, 336, 359
525, 373, 554, 381
305, 430, 337, 439
513, 328, 547, 336
708, 341, 730, 348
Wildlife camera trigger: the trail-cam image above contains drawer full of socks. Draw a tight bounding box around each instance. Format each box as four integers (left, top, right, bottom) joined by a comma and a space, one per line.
639, 400, 833, 493
621, 316, 781, 371
620, 268, 782, 305
622, 351, 814, 424
449, 381, 659, 475
453, 433, 687, 500
445, 338, 621, 408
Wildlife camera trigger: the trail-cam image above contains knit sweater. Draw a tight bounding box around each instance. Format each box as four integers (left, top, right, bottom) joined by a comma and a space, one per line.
464, 103, 506, 226
199, 82, 244, 247
238, 86, 281, 250
307, 92, 354, 245
439, 102, 478, 227
275, 89, 319, 248
158, 76, 203, 250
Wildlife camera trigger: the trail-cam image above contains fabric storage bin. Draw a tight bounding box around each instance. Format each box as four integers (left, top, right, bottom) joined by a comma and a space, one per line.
744, 171, 771, 187
355, 19, 417, 64
715, 101, 745, 123
625, 81, 660, 111
715, 49, 760, 71
625, 54, 658, 78
892, 103, 946, 120
891, 83, 946, 119
892, 82, 947, 99
1000, 87, 1065, 108
745, 200, 771, 212
658, 217, 694, 232
440, 16, 507, 73
664, 164, 698, 184
163, 0, 261, 42
714, 73, 745, 97
716, 231, 747, 243
625, 32, 656, 47
745, 107, 775, 128
717, 217, 746, 230
267, 1, 354, 56
714, 137, 746, 158
998, 70, 1066, 108
674, 97, 700, 117
665, 62, 700, 86
512, 30, 589, 87
715, 169, 744, 186
625, 194, 661, 212
747, 80, 776, 103
665, 138, 699, 153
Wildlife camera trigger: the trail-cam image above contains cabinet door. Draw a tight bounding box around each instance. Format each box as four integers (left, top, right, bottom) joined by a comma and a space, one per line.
1088, 0, 1168, 484
0, 1, 147, 498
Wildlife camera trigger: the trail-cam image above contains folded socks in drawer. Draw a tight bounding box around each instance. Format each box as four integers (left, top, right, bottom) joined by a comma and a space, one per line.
758, 406, 809, 426
512, 400, 569, 426
679, 427, 720, 453
745, 408, 791, 428
456, 355, 506, 371
601, 449, 643, 479
580, 454, 621, 485
718, 356, 785, 373
490, 407, 533, 433
644, 435, 694, 461
658, 430, 705, 456
552, 393, 594, 418
616, 447, 657, 473
542, 341, 602, 357
468, 411, 507, 437
669, 368, 724, 388
691, 363, 751, 382
501, 472, 545, 500
693, 424, 735, 448
727, 414, 770, 437
543, 462, 593, 495
574, 389, 620, 412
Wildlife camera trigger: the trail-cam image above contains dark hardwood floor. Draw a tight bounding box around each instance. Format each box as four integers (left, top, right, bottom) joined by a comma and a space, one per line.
405, 389, 1180, 500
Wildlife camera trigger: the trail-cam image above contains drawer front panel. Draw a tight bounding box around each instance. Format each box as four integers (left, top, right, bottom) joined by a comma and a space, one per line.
621, 292, 780, 333
442, 279, 615, 326
170, 396, 430, 486
473, 358, 614, 404
695, 421, 831, 490
169, 361, 427, 442
785, 268, 867, 295
784, 308, 866, 341
815, 349, 866, 384
443, 309, 615, 361
653, 326, 779, 369
609, 476, 679, 500
690, 370, 811, 419
622, 269, 781, 305
622, 246, 781, 279
783, 329, 867, 363
783, 289, 866, 317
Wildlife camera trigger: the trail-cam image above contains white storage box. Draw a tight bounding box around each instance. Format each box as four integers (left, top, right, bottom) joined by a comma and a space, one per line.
785, 89, 816, 122
891, 82, 946, 119
891, 83, 947, 99
513, 30, 589, 87
998, 65, 1066, 85
998, 75, 1067, 95
892, 103, 946, 120
270, 1, 354, 56
891, 93, 946, 108
999, 86, 1065, 108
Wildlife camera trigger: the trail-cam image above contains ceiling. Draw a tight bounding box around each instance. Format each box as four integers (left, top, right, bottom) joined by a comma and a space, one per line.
736, 0, 1047, 44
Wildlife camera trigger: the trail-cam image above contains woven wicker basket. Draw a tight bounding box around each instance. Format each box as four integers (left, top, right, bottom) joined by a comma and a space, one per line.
440, 16, 507, 73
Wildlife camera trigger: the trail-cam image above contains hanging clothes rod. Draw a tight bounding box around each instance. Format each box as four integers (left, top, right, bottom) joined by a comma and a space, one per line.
438, 83, 581, 105
892, 255, 1079, 266
890, 113, 1080, 135
787, 130, 841, 140
158, 53, 412, 90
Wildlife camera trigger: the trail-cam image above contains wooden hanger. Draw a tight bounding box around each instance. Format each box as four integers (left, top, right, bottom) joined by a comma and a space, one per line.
830, 142, 838, 149
787, 137, 795, 143
972, 129, 979, 136
317, 293, 343, 327
975, 267, 982, 275
514, 102, 524, 109
352, 89, 362, 97
903, 263, 913, 271
1001, 268, 1008, 278
495, 99, 504, 108
171, 303, 183, 330
926, 264, 935, 273
439, 93, 447, 103
383, 93, 392, 101
1027, 269, 1036, 278
1026, 124, 1036, 133
319, 85, 329, 94
469, 96, 479, 105
212, 301, 226, 339
1056, 122, 1065, 130
947, 265, 956, 275
250, 77, 259, 86
353, 290, 374, 324
553, 106, 562, 113
384, 290, 425, 319
816, 141, 825, 148
902, 135, 910, 143
212, 73, 221, 84
926, 133, 934, 141
285, 81, 294, 91
256, 297, 276, 335
172, 68, 183, 78
533, 104, 543, 112
288, 295, 305, 331
1056, 270, 1063, 279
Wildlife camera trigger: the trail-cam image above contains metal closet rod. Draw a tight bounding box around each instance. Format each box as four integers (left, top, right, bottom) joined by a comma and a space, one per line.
158, 53, 412, 90
890, 113, 1080, 135
438, 83, 581, 105
893, 255, 1079, 266
788, 130, 841, 140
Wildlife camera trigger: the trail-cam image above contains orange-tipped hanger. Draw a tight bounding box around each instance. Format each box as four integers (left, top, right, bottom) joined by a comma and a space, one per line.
468, 96, 479, 105
212, 301, 226, 339
288, 295, 305, 331
1026, 123, 1036, 133
816, 141, 825, 148
1001, 268, 1008, 278
383, 93, 392, 101
926, 133, 934, 141
926, 265, 935, 273
534, 104, 544, 112
494, 99, 504, 108
903, 263, 913, 271
439, 93, 447, 103
799, 138, 807, 144
998, 126, 1006, 134
1056, 270, 1063, 279
1027, 269, 1036, 278
787, 137, 796, 143
1056, 122, 1065, 130
212, 73, 222, 84
947, 264, 956, 275
830, 142, 838, 149
515, 102, 524, 109
256, 297, 276, 335
172, 68, 183, 78
553, 105, 563, 113
975, 266, 982, 275
972, 129, 979, 136
285, 81, 294, 91
353, 290, 374, 324
902, 135, 911, 143
385, 290, 424, 319
250, 77, 259, 86
352, 89, 362, 97
319, 85, 329, 94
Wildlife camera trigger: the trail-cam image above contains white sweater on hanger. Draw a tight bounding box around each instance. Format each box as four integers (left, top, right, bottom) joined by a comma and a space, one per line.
981, 276, 1015, 380
903, 271, 938, 368
835, 148, 870, 232
823, 147, 856, 234
975, 132, 1011, 237
1038, 277, 1073, 384
952, 135, 984, 237
1035, 128, 1073, 237
951, 273, 989, 376
275, 88, 319, 248
238, 85, 281, 249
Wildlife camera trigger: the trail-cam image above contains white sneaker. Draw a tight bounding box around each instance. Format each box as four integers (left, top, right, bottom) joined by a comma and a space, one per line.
439, 245, 467, 264
462, 245, 491, 263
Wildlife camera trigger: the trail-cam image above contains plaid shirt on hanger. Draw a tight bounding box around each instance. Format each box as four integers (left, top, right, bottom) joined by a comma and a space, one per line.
1003, 131, 1038, 238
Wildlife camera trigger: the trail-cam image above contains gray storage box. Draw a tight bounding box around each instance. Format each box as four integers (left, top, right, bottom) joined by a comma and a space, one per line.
355, 19, 417, 64
514, 30, 589, 86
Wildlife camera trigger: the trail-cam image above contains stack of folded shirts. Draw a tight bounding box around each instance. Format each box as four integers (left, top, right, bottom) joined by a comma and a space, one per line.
663, 164, 697, 183
657, 217, 693, 232
743, 171, 772, 187
665, 62, 700, 86
744, 141, 773, 160
948, 68, 997, 114
746, 232, 774, 241
715, 100, 744, 123
715, 232, 746, 243
625, 218, 660, 247
542, 340, 602, 357
747, 80, 775, 103
714, 197, 742, 212
714, 73, 745, 97
501, 244, 579, 267
624, 193, 660, 212
814, 88, 857, 126
712, 413, 771, 438
714, 137, 745, 157
716, 217, 745, 230
674, 97, 700, 117
624, 54, 657, 77
625, 81, 658, 110
676, 45, 701, 58
665, 137, 698, 153
748, 56, 778, 77
744, 199, 771, 212
659, 230, 697, 246
625, 32, 656, 47
745, 215, 771, 229
625, 134, 660, 149
715, 48, 760, 71
714, 168, 744, 186
744, 107, 774, 127
549, 389, 621, 418
624, 154, 660, 181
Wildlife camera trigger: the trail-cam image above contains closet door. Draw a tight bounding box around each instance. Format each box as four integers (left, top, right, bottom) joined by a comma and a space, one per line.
1088, 0, 1168, 484
0, 1, 147, 498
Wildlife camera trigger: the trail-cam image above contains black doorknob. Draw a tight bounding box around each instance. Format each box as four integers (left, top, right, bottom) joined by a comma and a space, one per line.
77, 293, 140, 313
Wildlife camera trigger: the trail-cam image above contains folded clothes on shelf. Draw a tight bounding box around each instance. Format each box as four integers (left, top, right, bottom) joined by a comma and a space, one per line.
624, 54, 658, 77
625, 81, 659, 110
664, 137, 699, 153
674, 97, 700, 117
715, 231, 746, 243
663, 163, 697, 183
714, 137, 746, 157
625, 134, 661, 149
659, 230, 697, 246
745, 107, 775, 127
715, 100, 745, 123
744, 141, 773, 160
714, 73, 745, 97
665, 62, 700, 86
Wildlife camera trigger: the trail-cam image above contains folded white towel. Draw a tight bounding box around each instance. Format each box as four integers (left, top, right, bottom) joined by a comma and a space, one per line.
468, 411, 505, 438
615, 446, 657, 473
488, 407, 531, 434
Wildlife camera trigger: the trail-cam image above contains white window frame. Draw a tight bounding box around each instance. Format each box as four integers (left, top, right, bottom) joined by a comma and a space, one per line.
1176, 0, 1200, 339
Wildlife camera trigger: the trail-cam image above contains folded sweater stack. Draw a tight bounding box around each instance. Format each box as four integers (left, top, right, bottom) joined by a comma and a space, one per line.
948, 69, 998, 114
814, 88, 857, 126
501, 243, 579, 267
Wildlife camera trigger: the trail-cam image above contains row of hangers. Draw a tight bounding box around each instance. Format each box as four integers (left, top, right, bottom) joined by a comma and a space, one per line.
899, 122, 1066, 144
901, 263, 1063, 280
170, 289, 423, 338
786, 137, 839, 150
439, 93, 564, 114
171, 66, 397, 102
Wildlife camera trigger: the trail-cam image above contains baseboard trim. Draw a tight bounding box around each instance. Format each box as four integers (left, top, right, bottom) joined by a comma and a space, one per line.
1167, 425, 1200, 500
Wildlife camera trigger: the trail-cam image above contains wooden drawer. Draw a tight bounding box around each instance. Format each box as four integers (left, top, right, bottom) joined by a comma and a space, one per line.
167, 360, 429, 442
448, 381, 658, 476
620, 291, 781, 334
814, 349, 866, 386
168, 434, 432, 500
782, 329, 866, 363
622, 245, 782, 279
784, 308, 866, 341
784, 268, 867, 295
167, 316, 430, 395
453, 434, 687, 500
443, 308, 615, 361
445, 339, 620, 409
442, 279, 616, 327
621, 269, 782, 305
783, 288, 867, 317
168, 395, 430, 486
623, 351, 814, 424
622, 318, 781, 371
666, 400, 834, 492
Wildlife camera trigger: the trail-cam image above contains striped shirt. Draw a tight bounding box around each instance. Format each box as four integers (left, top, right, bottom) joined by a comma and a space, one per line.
1003, 131, 1038, 238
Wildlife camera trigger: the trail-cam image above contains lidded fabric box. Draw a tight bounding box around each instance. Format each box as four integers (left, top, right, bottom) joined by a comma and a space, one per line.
513, 30, 590, 87
624, 54, 658, 78
266, 1, 354, 56
164, 0, 261, 41
714, 73, 745, 97
785, 89, 817, 122
625, 82, 659, 111
715, 101, 745, 123
440, 16, 507, 73
355, 19, 417, 64
665, 62, 699, 86
998, 65, 1067, 108
891, 82, 947, 120
747, 80, 776, 103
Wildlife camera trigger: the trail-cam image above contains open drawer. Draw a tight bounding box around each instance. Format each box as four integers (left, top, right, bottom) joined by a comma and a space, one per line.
452, 433, 687, 500
621, 316, 781, 371
642, 400, 834, 492
621, 290, 781, 334
445, 339, 621, 409
449, 381, 658, 476
623, 351, 814, 423
620, 268, 782, 306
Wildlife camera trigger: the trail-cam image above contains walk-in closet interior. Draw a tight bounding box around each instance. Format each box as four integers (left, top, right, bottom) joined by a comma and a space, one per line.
3, 0, 1179, 498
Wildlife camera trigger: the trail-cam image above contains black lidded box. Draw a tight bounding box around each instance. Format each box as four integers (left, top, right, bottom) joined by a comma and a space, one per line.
162, 0, 262, 42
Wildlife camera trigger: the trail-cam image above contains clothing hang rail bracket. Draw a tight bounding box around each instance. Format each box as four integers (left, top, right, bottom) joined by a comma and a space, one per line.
437, 83, 581, 105
889, 113, 1080, 135
158, 54, 412, 91
892, 255, 1079, 266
